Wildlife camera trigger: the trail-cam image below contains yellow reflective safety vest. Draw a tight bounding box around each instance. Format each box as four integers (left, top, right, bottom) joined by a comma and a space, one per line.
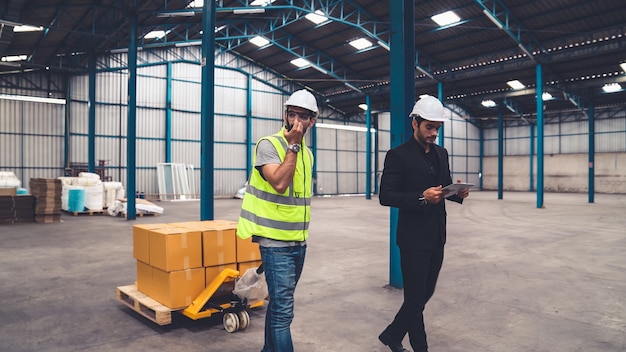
237, 130, 314, 242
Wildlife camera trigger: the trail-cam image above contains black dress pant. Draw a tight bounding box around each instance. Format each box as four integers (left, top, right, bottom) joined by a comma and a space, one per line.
383, 246, 445, 352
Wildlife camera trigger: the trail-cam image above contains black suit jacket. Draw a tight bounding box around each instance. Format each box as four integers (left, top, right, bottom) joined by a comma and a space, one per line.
379, 137, 463, 250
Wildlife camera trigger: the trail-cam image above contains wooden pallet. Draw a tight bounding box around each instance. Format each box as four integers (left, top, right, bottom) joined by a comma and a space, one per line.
63, 209, 106, 216
116, 284, 174, 325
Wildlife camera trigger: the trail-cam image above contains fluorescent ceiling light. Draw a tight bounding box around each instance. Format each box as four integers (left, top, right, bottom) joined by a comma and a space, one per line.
620, 62, 626, 73
144, 30, 169, 39
349, 38, 372, 50
234, 8, 265, 14
377, 40, 390, 51
316, 122, 375, 132
290, 58, 310, 68
507, 80, 525, 90
305, 10, 328, 24
1, 55, 27, 62
602, 83, 622, 93
431, 11, 461, 26
483, 9, 503, 29
358, 104, 368, 111
250, 36, 270, 47
250, 0, 275, 6
0, 94, 66, 105
542, 92, 553, 101
175, 41, 201, 47
13, 25, 43, 32
481, 100, 496, 107
156, 11, 195, 17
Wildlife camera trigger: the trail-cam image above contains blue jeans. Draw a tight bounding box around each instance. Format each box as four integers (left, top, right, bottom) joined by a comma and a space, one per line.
260, 245, 307, 352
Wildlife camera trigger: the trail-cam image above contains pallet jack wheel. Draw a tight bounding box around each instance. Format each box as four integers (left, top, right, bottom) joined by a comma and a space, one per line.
223, 312, 240, 333
237, 310, 250, 330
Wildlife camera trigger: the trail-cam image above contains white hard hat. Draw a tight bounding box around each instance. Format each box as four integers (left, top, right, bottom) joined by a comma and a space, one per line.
409, 95, 448, 122
285, 90, 319, 115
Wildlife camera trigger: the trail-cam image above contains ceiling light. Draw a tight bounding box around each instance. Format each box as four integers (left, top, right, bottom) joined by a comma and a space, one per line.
602, 83, 622, 93
1, 55, 28, 62
290, 58, 310, 68
250, 0, 275, 6
507, 80, 525, 90
431, 11, 460, 26
349, 38, 372, 50
13, 25, 43, 32
233, 8, 265, 14
305, 10, 328, 24
155, 11, 195, 17
542, 92, 553, 101
358, 104, 368, 111
483, 9, 503, 30
620, 62, 626, 73
249, 36, 270, 47
377, 40, 390, 51
481, 100, 496, 107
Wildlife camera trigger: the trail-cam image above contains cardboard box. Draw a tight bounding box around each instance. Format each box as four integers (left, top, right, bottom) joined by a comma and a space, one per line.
236, 236, 262, 263
205, 263, 237, 287
202, 224, 237, 267
152, 267, 205, 309
136, 260, 153, 296
149, 227, 202, 272
132, 224, 165, 264
0, 187, 17, 196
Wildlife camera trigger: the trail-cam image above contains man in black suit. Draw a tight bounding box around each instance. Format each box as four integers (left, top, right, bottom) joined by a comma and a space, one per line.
378, 95, 470, 352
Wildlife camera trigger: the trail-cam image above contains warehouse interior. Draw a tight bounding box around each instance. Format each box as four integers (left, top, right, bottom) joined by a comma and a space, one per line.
1, 1, 625, 351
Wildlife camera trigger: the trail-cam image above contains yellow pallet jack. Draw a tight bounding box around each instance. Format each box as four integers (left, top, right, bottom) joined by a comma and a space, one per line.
183, 268, 264, 332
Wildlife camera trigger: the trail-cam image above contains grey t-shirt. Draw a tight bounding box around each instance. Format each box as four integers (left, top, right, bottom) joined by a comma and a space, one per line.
252, 139, 306, 248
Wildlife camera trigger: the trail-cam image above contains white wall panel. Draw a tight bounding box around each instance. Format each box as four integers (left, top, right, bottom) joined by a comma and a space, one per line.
316, 172, 337, 194
171, 111, 200, 140
69, 102, 89, 134
251, 89, 284, 117
337, 130, 358, 151
596, 117, 625, 132
1, 134, 21, 166
216, 115, 246, 143
96, 72, 126, 104
171, 141, 200, 166
561, 134, 588, 153
597, 134, 625, 153
136, 108, 165, 139
171, 80, 200, 112
316, 150, 337, 173
316, 128, 337, 149
136, 139, 165, 167
96, 105, 126, 136
137, 75, 166, 107
337, 151, 357, 172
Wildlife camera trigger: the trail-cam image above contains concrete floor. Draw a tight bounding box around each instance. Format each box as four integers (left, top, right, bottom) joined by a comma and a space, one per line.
1, 191, 625, 352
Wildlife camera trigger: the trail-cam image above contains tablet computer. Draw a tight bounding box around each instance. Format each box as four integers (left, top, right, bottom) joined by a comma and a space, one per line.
442, 183, 474, 198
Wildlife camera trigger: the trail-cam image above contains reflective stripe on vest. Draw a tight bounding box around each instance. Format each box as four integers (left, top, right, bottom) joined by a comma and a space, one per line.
237, 131, 313, 241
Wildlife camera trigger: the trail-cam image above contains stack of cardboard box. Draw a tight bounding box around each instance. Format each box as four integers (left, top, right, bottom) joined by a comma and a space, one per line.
29, 178, 63, 223
132, 220, 261, 309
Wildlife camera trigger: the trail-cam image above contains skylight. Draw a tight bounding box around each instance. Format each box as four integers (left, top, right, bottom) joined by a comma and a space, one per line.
13, 25, 43, 32
358, 104, 368, 111
249, 36, 270, 47
431, 11, 461, 26
542, 92, 553, 101
290, 58, 310, 68
349, 38, 372, 50
305, 10, 328, 24
481, 100, 496, 107
250, 0, 275, 6
602, 83, 622, 93
187, 0, 203, 8
144, 30, 170, 40
506, 80, 525, 90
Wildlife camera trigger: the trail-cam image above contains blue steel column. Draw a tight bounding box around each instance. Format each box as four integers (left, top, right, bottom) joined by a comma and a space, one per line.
479, 127, 484, 189
365, 95, 372, 199
530, 125, 535, 191
165, 62, 172, 162
588, 101, 595, 203
438, 82, 444, 146
88, 53, 96, 173
497, 108, 503, 199
311, 110, 318, 196
246, 75, 252, 180
200, 0, 216, 220
388, 0, 415, 288
126, 10, 138, 220
536, 64, 544, 208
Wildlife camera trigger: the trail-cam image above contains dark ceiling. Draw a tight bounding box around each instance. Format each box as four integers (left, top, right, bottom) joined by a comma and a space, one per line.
1, 0, 625, 126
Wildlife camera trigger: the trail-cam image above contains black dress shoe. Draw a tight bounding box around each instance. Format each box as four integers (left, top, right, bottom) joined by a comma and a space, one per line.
378, 331, 410, 352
